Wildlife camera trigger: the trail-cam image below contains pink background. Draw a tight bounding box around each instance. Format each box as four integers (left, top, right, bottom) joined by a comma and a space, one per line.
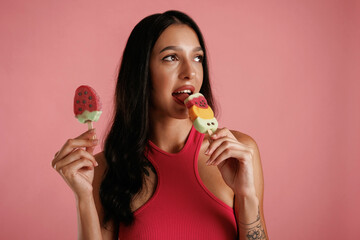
1, 0, 359, 239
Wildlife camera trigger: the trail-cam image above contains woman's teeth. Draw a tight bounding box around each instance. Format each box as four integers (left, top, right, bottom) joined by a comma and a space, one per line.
173, 90, 192, 94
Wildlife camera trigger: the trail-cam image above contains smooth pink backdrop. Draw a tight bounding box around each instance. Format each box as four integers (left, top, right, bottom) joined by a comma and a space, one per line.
0, 0, 359, 239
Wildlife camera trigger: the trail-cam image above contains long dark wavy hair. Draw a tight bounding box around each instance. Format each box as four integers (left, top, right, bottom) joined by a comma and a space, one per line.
100, 10, 217, 238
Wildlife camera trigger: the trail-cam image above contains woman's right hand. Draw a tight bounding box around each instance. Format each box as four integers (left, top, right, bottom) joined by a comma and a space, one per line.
51, 128, 99, 199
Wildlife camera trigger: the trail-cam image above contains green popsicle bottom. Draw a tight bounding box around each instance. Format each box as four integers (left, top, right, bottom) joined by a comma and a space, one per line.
193, 117, 218, 133
76, 110, 102, 123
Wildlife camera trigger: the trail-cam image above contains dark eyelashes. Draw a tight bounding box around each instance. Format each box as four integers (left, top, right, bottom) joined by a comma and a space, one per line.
162, 54, 178, 61
162, 54, 204, 62
195, 55, 204, 62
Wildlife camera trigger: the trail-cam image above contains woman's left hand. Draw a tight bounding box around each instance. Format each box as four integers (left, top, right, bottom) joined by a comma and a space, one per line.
205, 127, 256, 197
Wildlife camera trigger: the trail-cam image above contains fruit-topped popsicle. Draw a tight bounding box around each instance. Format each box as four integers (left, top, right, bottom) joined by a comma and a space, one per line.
74, 85, 102, 131
184, 93, 218, 135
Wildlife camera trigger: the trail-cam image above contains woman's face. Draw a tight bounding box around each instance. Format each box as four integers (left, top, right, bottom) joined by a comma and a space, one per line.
149, 24, 204, 120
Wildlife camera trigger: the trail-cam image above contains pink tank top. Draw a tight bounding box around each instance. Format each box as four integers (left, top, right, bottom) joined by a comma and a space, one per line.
118, 126, 238, 239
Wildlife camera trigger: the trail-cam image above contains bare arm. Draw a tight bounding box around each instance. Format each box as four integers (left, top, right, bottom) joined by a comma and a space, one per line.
205, 129, 269, 239
76, 152, 116, 240
52, 130, 115, 240
93, 152, 117, 240
76, 195, 103, 240
235, 195, 267, 240
233, 133, 268, 240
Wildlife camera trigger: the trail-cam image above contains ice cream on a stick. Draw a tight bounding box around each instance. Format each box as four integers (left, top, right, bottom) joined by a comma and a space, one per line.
74, 85, 102, 130
184, 93, 218, 135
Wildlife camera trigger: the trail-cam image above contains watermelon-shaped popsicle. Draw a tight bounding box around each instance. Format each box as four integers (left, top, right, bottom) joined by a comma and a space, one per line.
74, 85, 102, 128
184, 93, 218, 134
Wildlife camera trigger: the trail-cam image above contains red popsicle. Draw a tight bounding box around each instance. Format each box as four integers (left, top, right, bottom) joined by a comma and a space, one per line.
74, 85, 102, 130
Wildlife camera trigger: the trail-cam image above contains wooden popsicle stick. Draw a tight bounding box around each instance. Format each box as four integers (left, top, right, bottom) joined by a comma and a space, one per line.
87, 121, 93, 130
86, 121, 96, 140
207, 129, 214, 143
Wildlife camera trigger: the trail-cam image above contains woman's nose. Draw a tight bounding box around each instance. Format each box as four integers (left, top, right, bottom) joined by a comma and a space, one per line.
179, 60, 196, 80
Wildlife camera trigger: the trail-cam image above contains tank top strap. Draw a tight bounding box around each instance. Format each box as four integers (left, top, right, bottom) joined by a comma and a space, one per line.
145, 125, 204, 160
145, 126, 204, 178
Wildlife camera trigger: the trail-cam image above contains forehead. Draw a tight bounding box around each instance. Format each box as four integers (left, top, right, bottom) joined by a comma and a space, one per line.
153, 24, 201, 51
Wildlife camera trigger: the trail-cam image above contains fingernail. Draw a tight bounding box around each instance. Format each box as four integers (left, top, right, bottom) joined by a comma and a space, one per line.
95, 161, 98, 166
205, 149, 209, 154
212, 134, 217, 138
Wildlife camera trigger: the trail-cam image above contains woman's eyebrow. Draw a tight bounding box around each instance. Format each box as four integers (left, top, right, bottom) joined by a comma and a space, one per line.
159, 46, 203, 53
193, 46, 203, 52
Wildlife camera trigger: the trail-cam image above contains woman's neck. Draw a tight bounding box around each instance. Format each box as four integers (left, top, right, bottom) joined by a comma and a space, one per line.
149, 118, 193, 153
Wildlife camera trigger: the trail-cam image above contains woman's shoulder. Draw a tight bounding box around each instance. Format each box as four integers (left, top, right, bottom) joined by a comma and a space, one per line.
229, 129, 258, 147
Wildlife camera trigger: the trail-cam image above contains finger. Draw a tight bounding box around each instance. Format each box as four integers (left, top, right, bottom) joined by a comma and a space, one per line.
211, 127, 236, 140
55, 148, 98, 171
59, 158, 95, 178
58, 148, 98, 170
52, 129, 97, 169
211, 149, 252, 166
86, 145, 96, 155
55, 136, 98, 162
75, 128, 97, 140
207, 148, 234, 166
205, 137, 238, 156
206, 140, 238, 165
52, 151, 60, 169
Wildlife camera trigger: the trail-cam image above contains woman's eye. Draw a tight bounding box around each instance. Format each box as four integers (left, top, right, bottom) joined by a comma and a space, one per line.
162, 55, 177, 62
194, 55, 204, 62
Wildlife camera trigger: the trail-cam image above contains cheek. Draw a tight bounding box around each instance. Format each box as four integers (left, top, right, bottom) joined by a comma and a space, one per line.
150, 71, 171, 101
151, 67, 174, 90
151, 74, 168, 93
196, 66, 204, 87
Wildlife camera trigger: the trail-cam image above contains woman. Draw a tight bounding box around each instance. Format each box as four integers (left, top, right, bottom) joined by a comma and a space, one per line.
52, 10, 268, 240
